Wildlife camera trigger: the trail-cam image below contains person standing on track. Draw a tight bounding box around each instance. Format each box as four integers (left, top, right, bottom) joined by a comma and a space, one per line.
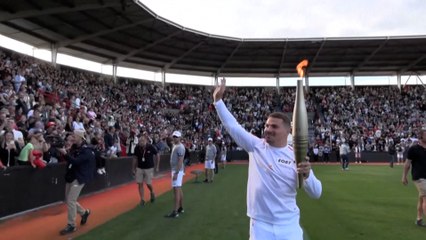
58, 130, 95, 235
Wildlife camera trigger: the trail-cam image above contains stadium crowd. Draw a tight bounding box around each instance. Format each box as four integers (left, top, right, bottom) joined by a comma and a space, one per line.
0, 47, 425, 170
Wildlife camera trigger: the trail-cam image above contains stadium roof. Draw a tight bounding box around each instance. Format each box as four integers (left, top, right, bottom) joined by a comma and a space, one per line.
1, 0, 426, 77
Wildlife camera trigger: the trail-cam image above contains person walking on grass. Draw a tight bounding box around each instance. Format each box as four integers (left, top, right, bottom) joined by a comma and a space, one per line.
133, 135, 160, 206
164, 130, 185, 218
402, 128, 426, 227
388, 143, 396, 168
339, 140, 350, 170
396, 143, 404, 165
213, 78, 322, 240
203, 138, 216, 183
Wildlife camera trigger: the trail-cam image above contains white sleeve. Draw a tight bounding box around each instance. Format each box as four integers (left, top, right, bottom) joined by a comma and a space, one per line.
214, 100, 258, 152
303, 170, 322, 199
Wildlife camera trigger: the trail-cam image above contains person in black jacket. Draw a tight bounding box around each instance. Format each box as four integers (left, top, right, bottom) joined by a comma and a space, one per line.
58, 129, 96, 235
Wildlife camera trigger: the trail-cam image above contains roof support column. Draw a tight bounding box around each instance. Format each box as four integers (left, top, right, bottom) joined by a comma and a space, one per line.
161, 69, 166, 87
304, 74, 310, 93
397, 73, 401, 91
50, 43, 57, 67
276, 76, 280, 94
112, 64, 117, 84
214, 74, 218, 86
350, 73, 355, 89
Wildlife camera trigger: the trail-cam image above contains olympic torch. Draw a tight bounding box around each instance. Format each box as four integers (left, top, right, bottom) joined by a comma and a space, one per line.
293, 59, 309, 189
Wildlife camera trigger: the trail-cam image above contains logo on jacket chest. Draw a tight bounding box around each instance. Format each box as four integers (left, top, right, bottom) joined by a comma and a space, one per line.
277, 158, 296, 165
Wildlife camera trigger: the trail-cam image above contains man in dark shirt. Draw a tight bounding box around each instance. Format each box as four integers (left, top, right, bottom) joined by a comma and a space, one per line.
133, 135, 160, 206
402, 129, 426, 227
104, 126, 114, 153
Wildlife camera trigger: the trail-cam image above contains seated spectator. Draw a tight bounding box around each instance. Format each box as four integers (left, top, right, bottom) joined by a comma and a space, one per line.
17, 128, 49, 168
0, 130, 21, 167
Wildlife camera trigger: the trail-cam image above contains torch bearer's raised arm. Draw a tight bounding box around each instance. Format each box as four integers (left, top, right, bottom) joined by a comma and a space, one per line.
293, 60, 309, 189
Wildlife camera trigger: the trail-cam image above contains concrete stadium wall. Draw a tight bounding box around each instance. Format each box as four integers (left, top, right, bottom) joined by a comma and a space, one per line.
0, 154, 200, 219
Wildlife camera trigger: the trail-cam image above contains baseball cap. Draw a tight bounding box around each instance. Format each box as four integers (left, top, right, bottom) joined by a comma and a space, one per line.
172, 131, 182, 138
208, 137, 213, 141
74, 129, 86, 140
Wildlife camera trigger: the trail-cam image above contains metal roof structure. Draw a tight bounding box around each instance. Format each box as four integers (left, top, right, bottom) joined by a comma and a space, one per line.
1, 0, 426, 78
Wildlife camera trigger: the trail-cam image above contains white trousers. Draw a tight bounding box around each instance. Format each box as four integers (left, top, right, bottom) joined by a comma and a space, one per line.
249, 218, 303, 240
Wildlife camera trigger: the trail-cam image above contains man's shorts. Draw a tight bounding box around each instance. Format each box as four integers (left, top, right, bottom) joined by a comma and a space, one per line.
221, 155, 227, 162
171, 170, 185, 187
135, 168, 154, 185
205, 159, 215, 169
414, 178, 426, 197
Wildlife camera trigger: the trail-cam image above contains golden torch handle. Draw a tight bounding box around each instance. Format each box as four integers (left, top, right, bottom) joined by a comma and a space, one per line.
293, 60, 309, 189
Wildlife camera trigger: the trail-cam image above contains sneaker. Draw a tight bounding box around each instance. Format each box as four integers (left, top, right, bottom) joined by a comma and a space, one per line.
150, 193, 156, 203
60, 224, 76, 235
80, 209, 90, 225
177, 207, 184, 214
416, 219, 426, 227
140, 200, 146, 207
97, 169, 103, 175
164, 211, 179, 218
101, 168, 106, 174
203, 179, 208, 183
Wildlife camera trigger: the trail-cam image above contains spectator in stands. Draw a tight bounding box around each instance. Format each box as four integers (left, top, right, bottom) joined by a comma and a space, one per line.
132, 135, 159, 206
17, 128, 48, 167
91, 132, 106, 174
6, 119, 25, 148
104, 126, 115, 157
72, 114, 84, 131
213, 79, 321, 240
164, 130, 185, 218
402, 128, 426, 227
58, 129, 95, 235
126, 130, 138, 156
0, 130, 21, 167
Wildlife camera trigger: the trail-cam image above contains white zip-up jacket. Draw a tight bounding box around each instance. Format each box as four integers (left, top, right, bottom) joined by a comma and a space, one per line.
215, 100, 322, 224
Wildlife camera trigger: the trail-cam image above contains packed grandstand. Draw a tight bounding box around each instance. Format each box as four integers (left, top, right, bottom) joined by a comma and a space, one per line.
0, 46, 425, 170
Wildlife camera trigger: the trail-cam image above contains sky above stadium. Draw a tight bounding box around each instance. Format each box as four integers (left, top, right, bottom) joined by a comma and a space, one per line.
139, 0, 426, 38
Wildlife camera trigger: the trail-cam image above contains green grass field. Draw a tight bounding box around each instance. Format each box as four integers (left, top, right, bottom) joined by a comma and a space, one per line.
77, 164, 426, 240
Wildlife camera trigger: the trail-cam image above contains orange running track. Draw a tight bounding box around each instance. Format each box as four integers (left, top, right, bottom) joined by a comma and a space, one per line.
0, 163, 206, 240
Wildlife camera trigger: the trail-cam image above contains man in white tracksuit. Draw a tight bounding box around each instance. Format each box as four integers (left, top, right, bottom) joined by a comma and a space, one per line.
213, 78, 322, 240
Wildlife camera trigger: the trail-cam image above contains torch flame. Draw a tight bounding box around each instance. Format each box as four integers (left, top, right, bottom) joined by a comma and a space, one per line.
296, 59, 309, 78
